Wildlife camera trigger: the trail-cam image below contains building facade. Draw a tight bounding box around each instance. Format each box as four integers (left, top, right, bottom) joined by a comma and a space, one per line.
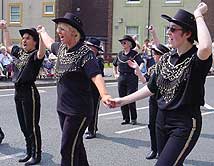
55, 0, 113, 59
0, 0, 56, 45
112, 0, 200, 53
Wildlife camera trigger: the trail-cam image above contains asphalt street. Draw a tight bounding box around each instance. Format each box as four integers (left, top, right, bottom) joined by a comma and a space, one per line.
0, 76, 214, 166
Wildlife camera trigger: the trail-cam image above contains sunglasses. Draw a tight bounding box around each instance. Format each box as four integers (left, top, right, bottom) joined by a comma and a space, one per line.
121, 41, 127, 45
166, 26, 183, 33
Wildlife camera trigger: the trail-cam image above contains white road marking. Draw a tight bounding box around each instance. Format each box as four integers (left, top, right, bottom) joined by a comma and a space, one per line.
98, 106, 149, 117
0, 152, 25, 161
115, 104, 214, 134
115, 126, 148, 134
0, 90, 46, 98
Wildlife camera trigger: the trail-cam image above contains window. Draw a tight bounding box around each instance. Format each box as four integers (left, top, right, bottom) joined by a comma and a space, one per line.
42, 2, 55, 17
126, 26, 139, 39
126, 0, 141, 3
165, 0, 181, 3
8, 3, 22, 26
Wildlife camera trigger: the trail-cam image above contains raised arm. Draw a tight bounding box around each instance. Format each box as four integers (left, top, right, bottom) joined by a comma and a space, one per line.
128, 60, 147, 83
0, 20, 13, 54
36, 25, 55, 50
148, 25, 160, 45
194, 2, 212, 60
37, 33, 46, 60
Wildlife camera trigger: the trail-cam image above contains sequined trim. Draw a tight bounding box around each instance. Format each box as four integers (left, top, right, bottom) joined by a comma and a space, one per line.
156, 53, 193, 103
13, 49, 37, 71
55, 44, 92, 78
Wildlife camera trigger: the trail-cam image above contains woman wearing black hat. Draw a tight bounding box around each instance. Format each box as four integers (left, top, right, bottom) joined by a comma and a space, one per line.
37, 13, 111, 166
108, 2, 212, 165
85, 37, 105, 139
128, 44, 170, 160
0, 20, 46, 165
113, 35, 143, 125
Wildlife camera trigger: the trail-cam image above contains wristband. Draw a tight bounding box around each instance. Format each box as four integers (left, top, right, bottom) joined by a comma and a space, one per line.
195, 15, 204, 20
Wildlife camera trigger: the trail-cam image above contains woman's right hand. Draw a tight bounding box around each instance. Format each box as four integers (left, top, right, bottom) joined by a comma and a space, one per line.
194, 2, 208, 16
0, 20, 7, 29
127, 60, 139, 69
107, 97, 124, 108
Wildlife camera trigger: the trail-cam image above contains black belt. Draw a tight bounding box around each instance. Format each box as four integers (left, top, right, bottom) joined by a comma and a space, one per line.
120, 73, 135, 76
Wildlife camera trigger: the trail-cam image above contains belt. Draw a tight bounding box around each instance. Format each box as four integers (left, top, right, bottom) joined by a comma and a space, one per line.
120, 72, 135, 76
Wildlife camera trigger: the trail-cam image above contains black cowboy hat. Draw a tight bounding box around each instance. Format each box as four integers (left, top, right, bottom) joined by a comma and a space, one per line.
86, 37, 103, 52
119, 35, 136, 49
161, 9, 197, 41
52, 12, 85, 41
19, 28, 39, 49
151, 44, 170, 55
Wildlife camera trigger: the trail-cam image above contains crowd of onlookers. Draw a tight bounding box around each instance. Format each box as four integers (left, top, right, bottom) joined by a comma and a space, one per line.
0, 44, 57, 80
1, 38, 214, 81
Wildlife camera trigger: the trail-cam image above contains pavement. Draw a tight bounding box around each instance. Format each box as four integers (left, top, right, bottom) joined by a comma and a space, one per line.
0, 67, 116, 89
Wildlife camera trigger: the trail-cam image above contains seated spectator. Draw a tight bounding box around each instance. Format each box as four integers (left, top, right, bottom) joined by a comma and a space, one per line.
0, 46, 13, 78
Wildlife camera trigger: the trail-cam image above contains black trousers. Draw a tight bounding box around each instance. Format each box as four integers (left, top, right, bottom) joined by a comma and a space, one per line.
58, 112, 90, 166
155, 107, 202, 166
118, 74, 138, 122
14, 84, 41, 157
88, 89, 100, 134
148, 96, 158, 153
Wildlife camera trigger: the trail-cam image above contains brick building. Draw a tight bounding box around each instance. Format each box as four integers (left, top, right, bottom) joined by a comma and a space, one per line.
55, 0, 113, 60
202, 0, 214, 40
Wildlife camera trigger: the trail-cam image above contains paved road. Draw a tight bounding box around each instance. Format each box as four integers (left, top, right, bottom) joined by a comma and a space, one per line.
0, 76, 214, 166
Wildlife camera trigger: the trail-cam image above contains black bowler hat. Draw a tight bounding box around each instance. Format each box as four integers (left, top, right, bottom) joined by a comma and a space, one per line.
19, 28, 39, 49
119, 35, 136, 49
151, 44, 170, 55
86, 37, 103, 52
161, 9, 197, 41
52, 12, 85, 41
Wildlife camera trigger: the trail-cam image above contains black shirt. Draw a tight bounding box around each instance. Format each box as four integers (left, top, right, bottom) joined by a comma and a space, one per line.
113, 49, 143, 74
51, 42, 102, 118
148, 46, 212, 111
11, 46, 43, 85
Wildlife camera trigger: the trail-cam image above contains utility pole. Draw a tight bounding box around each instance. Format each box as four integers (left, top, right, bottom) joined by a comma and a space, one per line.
147, 0, 151, 39
1, 0, 4, 43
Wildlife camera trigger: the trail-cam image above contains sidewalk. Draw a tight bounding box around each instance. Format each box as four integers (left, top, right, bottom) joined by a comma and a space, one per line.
0, 68, 116, 89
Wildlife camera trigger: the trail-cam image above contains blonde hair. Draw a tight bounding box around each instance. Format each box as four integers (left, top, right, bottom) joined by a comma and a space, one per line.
57, 23, 81, 42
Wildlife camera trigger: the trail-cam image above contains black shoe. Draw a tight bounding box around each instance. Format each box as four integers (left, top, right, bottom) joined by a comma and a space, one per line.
85, 131, 90, 135
146, 151, 157, 160
131, 120, 137, 125
121, 121, 130, 125
18, 154, 31, 162
0, 128, 4, 144
24, 155, 41, 165
85, 133, 96, 139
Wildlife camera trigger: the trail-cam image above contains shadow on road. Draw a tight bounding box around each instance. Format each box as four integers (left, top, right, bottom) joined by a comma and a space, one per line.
95, 133, 150, 148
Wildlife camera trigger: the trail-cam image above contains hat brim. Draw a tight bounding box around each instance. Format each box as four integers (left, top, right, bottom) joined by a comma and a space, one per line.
19, 29, 38, 39
86, 41, 104, 52
52, 18, 85, 41
19, 28, 39, 49
161, 14, 198, 41
118, 38, 136, 49
151, 47, 164, 55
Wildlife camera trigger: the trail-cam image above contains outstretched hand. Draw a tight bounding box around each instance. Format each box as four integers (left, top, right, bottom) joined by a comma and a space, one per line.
127, 60, 139, 70
107, 98, 123, 108
0, 20, 7, 29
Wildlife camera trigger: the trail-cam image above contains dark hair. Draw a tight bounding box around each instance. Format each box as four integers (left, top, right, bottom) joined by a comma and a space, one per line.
181, 28, 195, 44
